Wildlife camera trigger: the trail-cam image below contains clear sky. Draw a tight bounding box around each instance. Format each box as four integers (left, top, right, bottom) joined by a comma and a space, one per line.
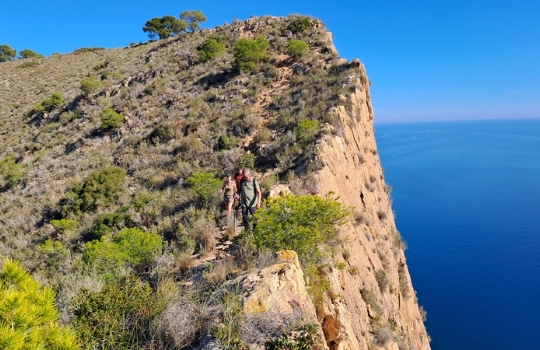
1, 0, 539, 123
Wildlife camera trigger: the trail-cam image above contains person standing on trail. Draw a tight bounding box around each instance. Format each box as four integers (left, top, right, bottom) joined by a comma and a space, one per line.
240, 169, 261, 231
220, 175, 237, 214
233, 168, 244, 197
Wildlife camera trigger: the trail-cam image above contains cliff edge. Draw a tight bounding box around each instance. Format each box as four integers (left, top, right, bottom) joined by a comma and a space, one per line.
312, 62, 430, 349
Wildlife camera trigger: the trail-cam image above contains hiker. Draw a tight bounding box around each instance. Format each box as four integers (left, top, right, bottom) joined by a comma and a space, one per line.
240, 169, 261, 231
220, 175, 237, 213
233, 167, 244, 197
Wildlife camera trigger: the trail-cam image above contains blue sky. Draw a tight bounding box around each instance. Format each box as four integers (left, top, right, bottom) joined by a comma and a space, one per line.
1, 0, 539, 123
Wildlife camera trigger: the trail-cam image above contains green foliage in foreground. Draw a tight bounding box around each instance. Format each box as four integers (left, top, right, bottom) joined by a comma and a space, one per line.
0, 156, 23, 189
199, 38, 226, 62
0, 258, 80, 349
59, 166, 126, 218
233, 35, 269, 72
253, 194, 351, 269
100, 107, 124, 130
83, 228, 163, 280
72, 276, 166, 350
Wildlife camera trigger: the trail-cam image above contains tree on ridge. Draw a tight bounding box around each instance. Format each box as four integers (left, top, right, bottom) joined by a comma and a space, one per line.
143, 16, 188, 39
180, 10, 207, 33
0, 44, 16, 62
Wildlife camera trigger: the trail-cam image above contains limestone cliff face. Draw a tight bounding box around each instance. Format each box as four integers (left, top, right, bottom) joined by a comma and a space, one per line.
238, 59, 430, 349
311, 62, 430, 350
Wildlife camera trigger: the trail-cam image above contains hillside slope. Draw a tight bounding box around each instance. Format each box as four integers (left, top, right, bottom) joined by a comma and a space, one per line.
0, 15, 429, 350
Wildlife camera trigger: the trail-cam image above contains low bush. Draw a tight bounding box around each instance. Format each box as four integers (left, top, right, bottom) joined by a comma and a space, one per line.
80, 75, 101, 95
287, 16, 312, 33
100, 107, 124, 130
82, 227, 163, 279
39, 239, 70, 269
89, 212, 133, 240
287, 39, 309, 60
186, 172, 222, 206
72, 276, 165, 350
199, 38, 226, 62
0, 156, 23, 189
233, 35, 269, 72
253, 193, 351, 298
59, 166, 126, 218
50, 219, 79, 235
33, 92, 63, 113
294, 119, 318, 144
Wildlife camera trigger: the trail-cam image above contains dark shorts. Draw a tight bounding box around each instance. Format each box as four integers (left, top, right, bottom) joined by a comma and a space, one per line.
224, 195, 234, 203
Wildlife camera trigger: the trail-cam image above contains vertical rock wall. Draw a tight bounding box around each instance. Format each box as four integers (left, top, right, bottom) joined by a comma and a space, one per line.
312, 62, 430, 350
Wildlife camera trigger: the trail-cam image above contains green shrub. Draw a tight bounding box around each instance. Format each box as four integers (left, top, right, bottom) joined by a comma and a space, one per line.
148, 123, 174, 144
0, 258, 80, 349
186, 172, 222, 205
90, 212, 133, 240
294, 119, 319, 144
72, 276, 164, 349
39, 239, 69, 267
199, 38, 226, 62
0, 156, 23, 189
33, 92, 63, 113
233, 35, 269, 72
287, 39, 309, 60
217, 134, 232, 150
287, 17, 312, 33
253, 194, 351, 272
100, 107, 124, 130
50, 219, 79, 235
80, 75, 102, 95
82, 228, 162, 278
74, 47, 105, 54
59, 166, 126, 217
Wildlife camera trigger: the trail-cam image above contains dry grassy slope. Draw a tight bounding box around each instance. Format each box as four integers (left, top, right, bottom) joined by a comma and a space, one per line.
0, 16, 342, 248
310, 64, 430, 349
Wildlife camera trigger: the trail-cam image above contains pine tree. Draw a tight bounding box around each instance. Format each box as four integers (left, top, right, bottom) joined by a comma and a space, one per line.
0, 258, 80, 349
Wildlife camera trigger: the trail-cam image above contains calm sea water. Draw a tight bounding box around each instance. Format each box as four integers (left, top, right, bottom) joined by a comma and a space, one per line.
375, 119, 540, 350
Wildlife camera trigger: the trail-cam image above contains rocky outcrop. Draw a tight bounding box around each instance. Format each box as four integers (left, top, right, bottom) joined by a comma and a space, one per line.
230, 250, 326, 349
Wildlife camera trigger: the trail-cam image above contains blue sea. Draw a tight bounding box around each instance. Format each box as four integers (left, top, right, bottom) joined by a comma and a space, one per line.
375, 119, 540, 350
